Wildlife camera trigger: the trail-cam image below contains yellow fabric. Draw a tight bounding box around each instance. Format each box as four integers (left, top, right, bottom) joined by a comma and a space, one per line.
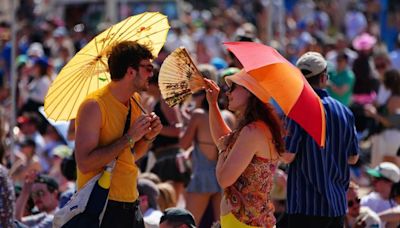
76, 85, 142, 202
220, 213, 261, 228
44, 12, 169, 121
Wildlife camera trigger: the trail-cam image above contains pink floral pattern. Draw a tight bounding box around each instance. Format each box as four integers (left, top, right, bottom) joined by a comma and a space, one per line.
220, 131, 278, 227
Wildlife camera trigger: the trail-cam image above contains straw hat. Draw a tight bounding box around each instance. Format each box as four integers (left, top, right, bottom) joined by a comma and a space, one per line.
225, 69, 270, 103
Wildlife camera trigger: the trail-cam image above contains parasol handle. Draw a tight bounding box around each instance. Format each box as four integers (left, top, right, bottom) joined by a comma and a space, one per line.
132, 96, 147, 114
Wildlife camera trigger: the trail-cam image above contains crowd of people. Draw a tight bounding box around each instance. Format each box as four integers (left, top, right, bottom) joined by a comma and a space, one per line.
1, 0, 400, 227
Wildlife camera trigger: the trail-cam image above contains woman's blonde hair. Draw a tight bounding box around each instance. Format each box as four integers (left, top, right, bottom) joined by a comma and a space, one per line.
157, 182, 177, 211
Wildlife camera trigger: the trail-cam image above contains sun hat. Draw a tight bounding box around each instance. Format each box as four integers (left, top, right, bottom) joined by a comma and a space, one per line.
366, 162, 400, 183
225, 69, 270, 103
160, 207, 196, 228
352, 33, 377, 51
296, 51, 327, 78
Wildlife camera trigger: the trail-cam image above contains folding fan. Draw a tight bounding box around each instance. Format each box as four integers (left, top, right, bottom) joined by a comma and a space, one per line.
159, 47, 206, 107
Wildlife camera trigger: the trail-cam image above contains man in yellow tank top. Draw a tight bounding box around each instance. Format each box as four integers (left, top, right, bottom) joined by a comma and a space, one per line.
74, 41, 162, 228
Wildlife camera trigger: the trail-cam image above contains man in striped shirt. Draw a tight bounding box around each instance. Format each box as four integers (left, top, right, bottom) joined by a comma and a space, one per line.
282, 52, 360, 227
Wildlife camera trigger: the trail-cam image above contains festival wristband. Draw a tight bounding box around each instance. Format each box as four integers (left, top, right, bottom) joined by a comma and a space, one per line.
125, 134, 135, 148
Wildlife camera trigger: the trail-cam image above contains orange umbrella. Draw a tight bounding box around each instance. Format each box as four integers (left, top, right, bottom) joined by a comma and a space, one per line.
224, 42, 326, 147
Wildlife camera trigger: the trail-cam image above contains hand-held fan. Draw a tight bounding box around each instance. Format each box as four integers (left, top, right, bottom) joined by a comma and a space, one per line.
159, 47, 206, 107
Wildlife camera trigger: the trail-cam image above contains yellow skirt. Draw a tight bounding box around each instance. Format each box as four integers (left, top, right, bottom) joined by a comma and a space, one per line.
220, 213, 260, 228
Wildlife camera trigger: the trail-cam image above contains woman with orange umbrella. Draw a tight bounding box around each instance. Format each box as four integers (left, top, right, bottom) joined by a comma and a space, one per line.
203, 70, 285, 227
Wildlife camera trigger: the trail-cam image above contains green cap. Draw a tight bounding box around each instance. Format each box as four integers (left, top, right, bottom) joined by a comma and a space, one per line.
160, 207, 196, 228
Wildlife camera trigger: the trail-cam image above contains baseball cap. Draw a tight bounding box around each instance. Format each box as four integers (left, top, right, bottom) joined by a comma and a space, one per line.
160, 207, 196, 228
27, 42, 44, 57
35, 174, 59, 192
33, 57, 49, 69
296, 51, 327, 78
53, 145, 73, 159
220, 67, 240, 78
53, 26, 68, 37
366, 162, 400, 183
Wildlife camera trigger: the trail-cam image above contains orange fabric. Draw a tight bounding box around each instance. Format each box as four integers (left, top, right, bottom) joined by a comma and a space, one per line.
249, 64, 326, 147
249, 63, 304, 113
224, 41, 326, 148
76, 85, 142, 202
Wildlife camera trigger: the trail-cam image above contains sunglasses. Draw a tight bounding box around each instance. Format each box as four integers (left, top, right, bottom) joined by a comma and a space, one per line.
347, 197, 360, 207
139, 64, 154, 73
31, 189, 46, 199
227, 84, 237, 93
192, 91, 205, 97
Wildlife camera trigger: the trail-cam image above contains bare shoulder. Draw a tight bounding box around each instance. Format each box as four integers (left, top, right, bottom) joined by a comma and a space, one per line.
242, 121, 276, 158
76, 99, 102, 127
245, 121, 270, 135
78, 99, 100, 113
192, 108, 206, 115
190, 108, 207, 121
240, 121, 269, 142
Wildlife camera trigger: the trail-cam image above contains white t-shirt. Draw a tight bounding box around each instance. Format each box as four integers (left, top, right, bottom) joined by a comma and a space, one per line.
28, 76, 51, 103
143, 208, 163, 228
347, 206, 382, 228
376, 84, 391, 107
361, 192, 398, 214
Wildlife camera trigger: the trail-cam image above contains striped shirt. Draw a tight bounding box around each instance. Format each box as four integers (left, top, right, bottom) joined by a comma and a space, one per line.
285, 89, 359, 217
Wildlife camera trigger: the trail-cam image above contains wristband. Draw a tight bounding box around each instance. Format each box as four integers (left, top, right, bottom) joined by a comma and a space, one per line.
125, 134, 135, 148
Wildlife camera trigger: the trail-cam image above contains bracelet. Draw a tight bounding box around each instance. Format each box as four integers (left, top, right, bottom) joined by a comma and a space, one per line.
125, 134, 135, 148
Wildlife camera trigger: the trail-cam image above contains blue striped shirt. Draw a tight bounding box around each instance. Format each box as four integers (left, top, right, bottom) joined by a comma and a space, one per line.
285, 89, 359, 217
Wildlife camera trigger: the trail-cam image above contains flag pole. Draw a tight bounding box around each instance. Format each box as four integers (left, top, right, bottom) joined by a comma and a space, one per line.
9, 0, 19, 163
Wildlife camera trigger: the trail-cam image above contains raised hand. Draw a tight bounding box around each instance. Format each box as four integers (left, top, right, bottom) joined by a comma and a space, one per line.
127, 114, 152, 142
204, 78, 220, 105
144, 112, 162, 140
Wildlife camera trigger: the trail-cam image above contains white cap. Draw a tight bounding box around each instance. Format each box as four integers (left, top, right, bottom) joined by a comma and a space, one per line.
296, 51, 327, 78
366, 162, 400, 183
27, 42, 44, 57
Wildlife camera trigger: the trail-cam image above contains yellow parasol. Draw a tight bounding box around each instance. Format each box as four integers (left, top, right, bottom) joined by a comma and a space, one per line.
44, 12, 170, 121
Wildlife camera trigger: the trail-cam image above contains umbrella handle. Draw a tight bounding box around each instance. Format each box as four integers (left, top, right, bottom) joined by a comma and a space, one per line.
132, 96, 147, 114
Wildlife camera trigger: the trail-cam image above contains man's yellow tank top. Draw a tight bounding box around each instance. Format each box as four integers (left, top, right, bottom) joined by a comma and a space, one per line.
76, 85, 142, 202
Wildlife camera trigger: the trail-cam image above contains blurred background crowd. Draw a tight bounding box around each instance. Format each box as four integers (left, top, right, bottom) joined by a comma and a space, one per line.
0, 0, 400, 227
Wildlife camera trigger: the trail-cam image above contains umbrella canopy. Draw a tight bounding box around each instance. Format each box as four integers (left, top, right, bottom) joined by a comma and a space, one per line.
224, 42, 326, 147
44, 12, 170, 121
